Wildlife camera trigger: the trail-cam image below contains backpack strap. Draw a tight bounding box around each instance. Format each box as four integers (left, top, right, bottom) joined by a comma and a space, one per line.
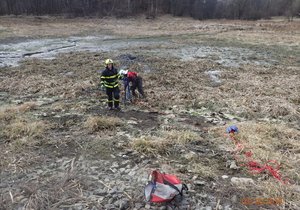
149, 182, 156, 202
162, 178, 183, 196
182, 183, 188, 192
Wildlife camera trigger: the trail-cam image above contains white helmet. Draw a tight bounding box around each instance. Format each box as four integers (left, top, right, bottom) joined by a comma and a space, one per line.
119, 69, 128, 75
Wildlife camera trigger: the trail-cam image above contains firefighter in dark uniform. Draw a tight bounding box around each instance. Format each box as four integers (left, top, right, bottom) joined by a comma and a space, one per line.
100, 59, 121, 110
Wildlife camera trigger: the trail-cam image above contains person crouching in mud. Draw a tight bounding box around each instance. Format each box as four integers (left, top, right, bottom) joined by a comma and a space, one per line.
119, 69, 145, 99
100, 59, 121, 111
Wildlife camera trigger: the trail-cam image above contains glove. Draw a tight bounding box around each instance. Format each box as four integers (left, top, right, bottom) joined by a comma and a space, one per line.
99, 84, 105, 91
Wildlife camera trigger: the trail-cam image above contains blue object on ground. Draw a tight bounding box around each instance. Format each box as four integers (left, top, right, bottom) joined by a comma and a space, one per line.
226, 125, 239, 133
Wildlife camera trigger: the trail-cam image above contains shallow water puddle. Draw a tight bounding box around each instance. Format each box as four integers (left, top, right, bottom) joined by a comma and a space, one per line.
147, 45, 274, 67
0, 35, 167, 67
0, 35, 275, 68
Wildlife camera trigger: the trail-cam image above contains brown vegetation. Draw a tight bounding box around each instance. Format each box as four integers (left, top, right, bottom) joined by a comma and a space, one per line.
85, 116, 123, 132
0, 16, 299, 209
131, 130, 201, 156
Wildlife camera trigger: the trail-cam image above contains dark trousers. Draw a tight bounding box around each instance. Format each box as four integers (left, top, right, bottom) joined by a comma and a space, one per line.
131, 76, 145, 97
106, 87, 120, 108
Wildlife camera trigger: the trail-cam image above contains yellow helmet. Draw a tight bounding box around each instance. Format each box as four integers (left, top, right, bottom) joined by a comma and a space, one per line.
105, 59, 114, 65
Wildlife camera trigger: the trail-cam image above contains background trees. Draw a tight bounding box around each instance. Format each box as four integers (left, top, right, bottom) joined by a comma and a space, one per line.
0, 0, 299, 20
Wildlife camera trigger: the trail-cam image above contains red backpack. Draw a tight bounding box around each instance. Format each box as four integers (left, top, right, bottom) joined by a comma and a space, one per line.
144, 170, 188, 203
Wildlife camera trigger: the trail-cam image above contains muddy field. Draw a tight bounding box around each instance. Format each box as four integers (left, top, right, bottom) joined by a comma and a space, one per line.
0, 16, 299, 210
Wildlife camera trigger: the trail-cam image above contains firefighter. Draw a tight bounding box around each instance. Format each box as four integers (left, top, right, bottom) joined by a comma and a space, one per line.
100, 59, 121, 110
119, 69, 145, 98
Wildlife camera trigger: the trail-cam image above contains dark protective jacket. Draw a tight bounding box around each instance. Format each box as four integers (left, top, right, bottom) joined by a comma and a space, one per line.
100, 67, 121, 89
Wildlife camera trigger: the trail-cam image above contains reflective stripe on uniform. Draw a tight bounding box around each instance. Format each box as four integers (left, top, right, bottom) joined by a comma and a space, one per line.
101, 74, 119, 79
104, 83, 119, 88
103, 81, 118, 85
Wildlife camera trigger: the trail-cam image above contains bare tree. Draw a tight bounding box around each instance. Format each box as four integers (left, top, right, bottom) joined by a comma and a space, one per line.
0, 0, 298, 20
285, 0, 300, 21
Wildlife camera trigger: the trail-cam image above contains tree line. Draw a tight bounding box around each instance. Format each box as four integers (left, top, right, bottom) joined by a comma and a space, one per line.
0, 0, 299, 20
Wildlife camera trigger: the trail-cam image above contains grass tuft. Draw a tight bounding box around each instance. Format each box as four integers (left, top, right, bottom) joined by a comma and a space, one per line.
131, 136, 171, 156
0, 102, 37, 122
85, 116, 122, 132
3, 119, 46, 140
189, 162, 218, 179
131, 130, 200, 156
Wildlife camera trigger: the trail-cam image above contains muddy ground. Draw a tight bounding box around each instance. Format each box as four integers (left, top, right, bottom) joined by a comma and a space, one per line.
0, 16, 299, 210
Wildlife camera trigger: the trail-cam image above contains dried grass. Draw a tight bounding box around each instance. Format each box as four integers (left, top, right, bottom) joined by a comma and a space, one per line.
0, 102, 37, 122
4, 172, 98, 210
227, 178, 300, 209
81, 135, 117, 159
131, 136, 171, 155
161, 129, 200, 145
1, 15, 299, 40
0, 103, 44, 150
131, 130, 200, 156
0, 16, 299, 209
256, 180, 300, 209
3, 119, 46, 141
211, 122, 300, 174
0, 108, 16, 122
84, 116, 122, 132
241, 123, 299, 183
209, 122, 300, 206
189, 162, 218, 179
15, 102, 37, 112
0, 149, 42, 173
144, 57, 300, 125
